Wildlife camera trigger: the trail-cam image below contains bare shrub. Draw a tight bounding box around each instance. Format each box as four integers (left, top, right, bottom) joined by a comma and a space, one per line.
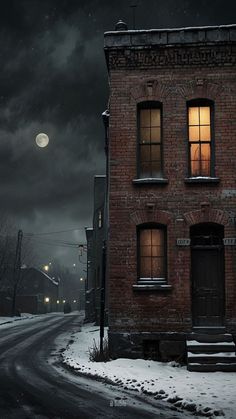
88, 338, 110, 362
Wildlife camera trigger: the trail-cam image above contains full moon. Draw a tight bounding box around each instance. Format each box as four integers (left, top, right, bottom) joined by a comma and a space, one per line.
35, 133, 49, 148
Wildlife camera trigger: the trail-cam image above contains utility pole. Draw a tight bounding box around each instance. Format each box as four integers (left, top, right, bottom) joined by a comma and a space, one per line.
11, 229, 23, 316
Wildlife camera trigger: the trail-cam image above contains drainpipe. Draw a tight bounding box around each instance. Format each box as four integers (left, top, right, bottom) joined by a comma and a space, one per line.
100, 109, 109, 355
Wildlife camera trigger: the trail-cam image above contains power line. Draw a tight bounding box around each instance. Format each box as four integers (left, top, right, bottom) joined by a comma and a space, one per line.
25, 228, 86, 237
27, 238, 81, 249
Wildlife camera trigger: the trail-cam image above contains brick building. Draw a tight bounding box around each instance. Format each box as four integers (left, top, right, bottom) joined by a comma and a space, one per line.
104, 23, 236, 370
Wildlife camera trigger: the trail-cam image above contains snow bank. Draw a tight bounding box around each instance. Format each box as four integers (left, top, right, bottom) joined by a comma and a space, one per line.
62, 323, 236, 419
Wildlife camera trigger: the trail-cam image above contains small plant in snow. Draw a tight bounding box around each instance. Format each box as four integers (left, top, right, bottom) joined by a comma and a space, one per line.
88, 338, 110, 362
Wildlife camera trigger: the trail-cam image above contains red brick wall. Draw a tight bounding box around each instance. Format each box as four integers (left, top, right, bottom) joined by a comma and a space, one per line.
107, 42, 236, 334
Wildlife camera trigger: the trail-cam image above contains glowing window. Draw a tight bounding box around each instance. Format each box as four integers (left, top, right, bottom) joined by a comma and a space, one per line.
138, 226, 166, 280
188, 104, 213, 177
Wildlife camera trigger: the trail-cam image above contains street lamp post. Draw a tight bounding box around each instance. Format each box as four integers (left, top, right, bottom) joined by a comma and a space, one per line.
99, 240, 106, 356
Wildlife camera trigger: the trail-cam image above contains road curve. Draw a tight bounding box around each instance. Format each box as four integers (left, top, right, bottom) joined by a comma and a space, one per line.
0, 313, 189, 419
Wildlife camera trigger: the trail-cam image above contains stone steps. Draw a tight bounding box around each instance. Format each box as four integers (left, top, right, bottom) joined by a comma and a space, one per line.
186, 332, 236, 372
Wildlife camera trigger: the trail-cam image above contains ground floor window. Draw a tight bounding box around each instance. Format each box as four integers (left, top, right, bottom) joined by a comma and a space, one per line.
138, 224, 166, 283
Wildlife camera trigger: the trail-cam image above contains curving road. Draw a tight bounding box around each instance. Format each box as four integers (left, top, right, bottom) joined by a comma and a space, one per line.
0, 313, 190, 418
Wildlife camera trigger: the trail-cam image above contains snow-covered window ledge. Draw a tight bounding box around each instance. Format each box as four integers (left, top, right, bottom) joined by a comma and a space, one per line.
132, 178, 169, 185
133, 284, 172, 291
184, 177, 220, 184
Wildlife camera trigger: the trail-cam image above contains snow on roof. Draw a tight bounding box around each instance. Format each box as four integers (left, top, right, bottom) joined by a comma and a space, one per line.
105, 23, 236, 35
33, 268, 59, 286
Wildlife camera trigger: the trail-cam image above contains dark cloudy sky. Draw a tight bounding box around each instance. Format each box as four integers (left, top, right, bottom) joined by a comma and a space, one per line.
0, 0, 235, 270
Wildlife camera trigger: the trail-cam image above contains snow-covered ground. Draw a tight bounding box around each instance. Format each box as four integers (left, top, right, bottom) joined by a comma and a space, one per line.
62, 323, 236, 419
0, 312, 40, 328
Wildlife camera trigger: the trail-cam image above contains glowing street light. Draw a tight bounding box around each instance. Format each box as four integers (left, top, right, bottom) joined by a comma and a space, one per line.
80, 277, 83, 281
45, 297, 50, 303
43, 265, 49, 272
56, 300, 60, 304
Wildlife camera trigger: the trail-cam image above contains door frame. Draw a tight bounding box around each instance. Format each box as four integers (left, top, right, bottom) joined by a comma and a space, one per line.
190, 223, 225, 328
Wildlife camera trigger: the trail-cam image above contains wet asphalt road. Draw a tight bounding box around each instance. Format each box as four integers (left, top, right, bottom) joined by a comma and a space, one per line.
0, 313, 191, 419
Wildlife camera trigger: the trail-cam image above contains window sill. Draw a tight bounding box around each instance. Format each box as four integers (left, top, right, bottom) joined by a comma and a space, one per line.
133, 178, 169, 185
184, 177, 220, 184
133, 284, 172, 291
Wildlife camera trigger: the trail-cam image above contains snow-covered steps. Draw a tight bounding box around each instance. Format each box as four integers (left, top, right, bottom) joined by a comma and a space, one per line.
186, 332, 236, 372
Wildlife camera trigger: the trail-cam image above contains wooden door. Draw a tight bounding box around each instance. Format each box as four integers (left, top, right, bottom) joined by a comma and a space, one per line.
191, 246, 224, 327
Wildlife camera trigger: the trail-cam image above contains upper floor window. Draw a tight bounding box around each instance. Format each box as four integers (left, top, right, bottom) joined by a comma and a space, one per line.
188, 100, 214, 177
138, 224, 166, 283
138, 102, 162, 178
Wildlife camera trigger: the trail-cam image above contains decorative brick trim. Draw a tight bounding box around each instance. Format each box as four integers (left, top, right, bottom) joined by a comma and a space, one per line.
183, 208, 230, 227
130, 79, 172, 102
177, 79, 224, 101
130, 79, 224, 104
130, 209, 172, 225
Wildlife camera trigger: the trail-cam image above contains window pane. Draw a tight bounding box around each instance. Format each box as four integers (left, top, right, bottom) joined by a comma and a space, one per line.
190, 144, 200, 176
201, 160, 210, 176
140, 145, 150, 162
140, 128, 150, 143
151, 127, 161, 142
200, 125, 211, 141
140, 109, 150, 127
189, 107, 199, 125
151, 109, 160, 126
151, 161, 161, 177
152, 257, 164, 277
152, 245, 164, 257
151, 145, 161, 161
201, 143, 211, 176
201, 143, 210, 161
151, 229, 163, 246
140, 162, 151, 178
189, 126, 199, 141
200, 106, 210, 125
140, 257, 151, 277
140, 245, 152, 257
140, 229, 152, 245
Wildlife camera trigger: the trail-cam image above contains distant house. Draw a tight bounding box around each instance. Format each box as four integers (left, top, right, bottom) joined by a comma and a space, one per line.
17, 267, 59, 314
85, 175, 106, 324
104, 22, 236, 371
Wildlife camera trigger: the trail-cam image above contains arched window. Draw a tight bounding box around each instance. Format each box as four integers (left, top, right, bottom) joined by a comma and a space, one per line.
187, 99, 214, 177
138, 102, 163, 178
137, 224, 167, 284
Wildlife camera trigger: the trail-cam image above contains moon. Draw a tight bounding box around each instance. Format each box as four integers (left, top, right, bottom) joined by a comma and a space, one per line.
35, 133, 49, 148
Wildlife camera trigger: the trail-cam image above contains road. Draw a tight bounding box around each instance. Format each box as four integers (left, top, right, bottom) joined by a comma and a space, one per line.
0, 313, 191, 418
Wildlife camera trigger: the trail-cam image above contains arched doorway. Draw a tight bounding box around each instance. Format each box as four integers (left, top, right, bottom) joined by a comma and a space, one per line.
190, 223, 225, 327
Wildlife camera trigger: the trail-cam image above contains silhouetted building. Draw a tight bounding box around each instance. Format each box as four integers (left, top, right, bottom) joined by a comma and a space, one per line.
0, 267, 59, 315
85, 175, 106, 323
